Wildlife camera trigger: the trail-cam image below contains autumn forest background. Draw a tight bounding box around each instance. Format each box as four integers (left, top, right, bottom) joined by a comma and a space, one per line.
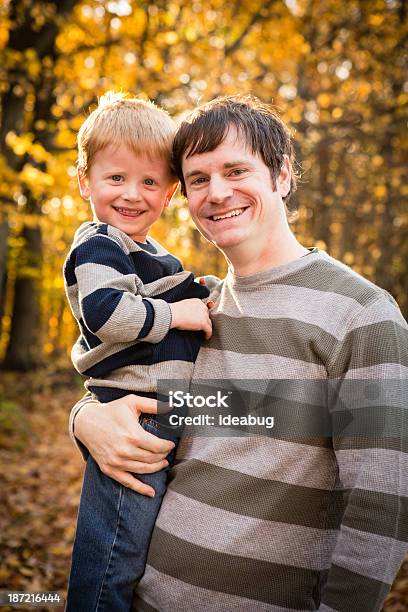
0, 0, 407, 609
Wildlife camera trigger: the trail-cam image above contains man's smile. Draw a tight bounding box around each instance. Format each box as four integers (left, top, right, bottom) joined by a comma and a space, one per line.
209, 207, 249, 221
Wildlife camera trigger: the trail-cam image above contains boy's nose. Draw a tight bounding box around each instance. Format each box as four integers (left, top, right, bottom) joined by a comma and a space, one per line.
122, 185, 141, 202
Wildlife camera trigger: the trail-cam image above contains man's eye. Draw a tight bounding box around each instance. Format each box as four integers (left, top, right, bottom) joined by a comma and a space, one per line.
192, 177, 208, 185
144, 178, 155, 186
111, 175, 123, 182
230, 169, 246, 176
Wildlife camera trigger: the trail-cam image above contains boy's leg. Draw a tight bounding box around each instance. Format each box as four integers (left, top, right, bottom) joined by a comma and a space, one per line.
66, 426, 174, 612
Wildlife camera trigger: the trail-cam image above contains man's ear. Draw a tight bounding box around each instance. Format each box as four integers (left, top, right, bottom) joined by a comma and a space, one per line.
164, 181, 179, 207
77, 167, 91, 200
276, 155, 291, 199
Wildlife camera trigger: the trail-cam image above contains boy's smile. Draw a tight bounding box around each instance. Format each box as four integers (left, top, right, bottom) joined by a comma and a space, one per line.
78, 143, 177, 242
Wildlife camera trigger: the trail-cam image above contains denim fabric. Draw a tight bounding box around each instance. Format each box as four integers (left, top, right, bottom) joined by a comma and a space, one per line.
66, 416, 177, 612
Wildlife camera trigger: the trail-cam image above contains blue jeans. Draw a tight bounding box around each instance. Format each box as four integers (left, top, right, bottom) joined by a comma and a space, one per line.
66, 415, 177, 612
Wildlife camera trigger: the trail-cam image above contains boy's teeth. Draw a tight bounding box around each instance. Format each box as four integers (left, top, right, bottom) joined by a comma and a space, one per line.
213, 208, 244, 221
115, 208, 141, 216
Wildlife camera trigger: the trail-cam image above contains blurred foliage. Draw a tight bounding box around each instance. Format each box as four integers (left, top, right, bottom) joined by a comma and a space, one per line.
0, 0, 407, 369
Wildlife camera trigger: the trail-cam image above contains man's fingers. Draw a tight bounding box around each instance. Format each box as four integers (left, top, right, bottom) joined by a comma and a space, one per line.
130, 460, 169, 474
122, 449, 169, 464
207, 300, 215, 309
109, 470, 156, 497
125, 394, 158, 415
129, 426, 175, 454
203, 319, 213, 339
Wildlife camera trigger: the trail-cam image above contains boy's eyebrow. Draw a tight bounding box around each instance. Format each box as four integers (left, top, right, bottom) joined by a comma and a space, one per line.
185, 160, 251, 180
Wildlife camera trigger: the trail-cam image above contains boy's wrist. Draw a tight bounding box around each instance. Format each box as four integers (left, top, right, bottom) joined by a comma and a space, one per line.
143, 298, 172, 342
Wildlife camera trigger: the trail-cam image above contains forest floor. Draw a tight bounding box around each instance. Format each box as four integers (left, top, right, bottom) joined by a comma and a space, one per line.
0, 370, 407, 611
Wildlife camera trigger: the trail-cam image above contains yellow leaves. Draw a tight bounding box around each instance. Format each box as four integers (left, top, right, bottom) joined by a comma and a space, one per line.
6, 132, 32, 156
0, 18, 10, 50
317, 93, 331, 109
25, 49, 41, 80
6, 133, 49, 163
374, 185, 387, 198
356, 82, 372, 101
20, 165, 54, 197
372, 155, 383, 167
160, 31, 179, 45
55, 24, 87, 54
55, 129, 76, 149
184, 26, 198, 42
368, 14, 384, 26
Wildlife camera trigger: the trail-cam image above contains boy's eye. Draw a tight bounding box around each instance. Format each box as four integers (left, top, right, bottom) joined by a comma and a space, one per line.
111, 175, 123, 182
144, 178, 156, 186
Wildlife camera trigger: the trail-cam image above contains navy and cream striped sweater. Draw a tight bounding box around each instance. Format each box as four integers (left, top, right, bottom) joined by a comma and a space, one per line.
63, 222, 209, 402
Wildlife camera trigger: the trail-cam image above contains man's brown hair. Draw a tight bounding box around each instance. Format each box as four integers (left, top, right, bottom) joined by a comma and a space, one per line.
172, 94, 298, 211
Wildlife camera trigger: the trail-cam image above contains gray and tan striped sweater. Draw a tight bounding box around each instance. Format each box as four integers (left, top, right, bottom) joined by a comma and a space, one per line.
132, 249, 408, 612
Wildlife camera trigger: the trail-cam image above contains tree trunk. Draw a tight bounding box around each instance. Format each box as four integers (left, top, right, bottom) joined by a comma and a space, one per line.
0, 219, 8, 327
2, 224, 42, 371
1, 0, 78, 370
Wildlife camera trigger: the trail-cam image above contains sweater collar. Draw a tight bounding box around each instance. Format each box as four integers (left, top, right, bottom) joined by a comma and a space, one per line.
226, 247, 322, 290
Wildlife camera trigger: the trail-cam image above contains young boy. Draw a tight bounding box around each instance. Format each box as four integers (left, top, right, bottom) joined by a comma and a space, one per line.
63, 92, 212, 611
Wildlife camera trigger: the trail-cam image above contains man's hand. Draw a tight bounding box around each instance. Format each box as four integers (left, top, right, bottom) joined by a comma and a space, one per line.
169, 298, 213, 339
74, 394, 175, 497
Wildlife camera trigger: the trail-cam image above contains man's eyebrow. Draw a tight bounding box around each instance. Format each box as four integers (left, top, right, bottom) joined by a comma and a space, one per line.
185, 169, 205, 180
223, 160, 252, 168
185, 160, 252, 180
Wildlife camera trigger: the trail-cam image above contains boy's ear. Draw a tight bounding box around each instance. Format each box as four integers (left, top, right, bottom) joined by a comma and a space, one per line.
164, 181, 179, 207
77, 167, 91, 200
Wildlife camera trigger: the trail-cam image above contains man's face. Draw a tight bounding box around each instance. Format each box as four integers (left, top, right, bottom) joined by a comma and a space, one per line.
182, 128, 290, 256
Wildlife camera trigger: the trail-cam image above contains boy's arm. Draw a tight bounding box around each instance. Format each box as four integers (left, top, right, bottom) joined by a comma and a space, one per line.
72, 235, 171, 344
318, 296, 408, 612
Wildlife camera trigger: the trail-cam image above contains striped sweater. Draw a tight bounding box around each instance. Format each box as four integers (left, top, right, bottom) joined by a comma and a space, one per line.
132, 249, 408, 612
63, 222, 208, 401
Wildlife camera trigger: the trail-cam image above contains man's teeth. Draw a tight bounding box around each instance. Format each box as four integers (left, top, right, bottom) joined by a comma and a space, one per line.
212, 208, 245, 221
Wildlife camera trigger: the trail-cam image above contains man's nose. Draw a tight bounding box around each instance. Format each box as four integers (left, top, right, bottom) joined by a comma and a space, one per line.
207, 176, 233, 203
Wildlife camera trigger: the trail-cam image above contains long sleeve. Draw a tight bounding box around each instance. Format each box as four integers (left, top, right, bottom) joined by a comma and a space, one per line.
72, 235, 171, 344
68, 393, 97, 460
319, 295, 408, 612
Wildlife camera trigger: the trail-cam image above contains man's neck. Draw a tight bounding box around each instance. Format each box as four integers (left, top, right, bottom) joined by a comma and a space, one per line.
224, 232, 310, 277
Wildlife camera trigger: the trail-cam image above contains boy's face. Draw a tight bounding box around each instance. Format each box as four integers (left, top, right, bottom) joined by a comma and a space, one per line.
78, 144, 177, 242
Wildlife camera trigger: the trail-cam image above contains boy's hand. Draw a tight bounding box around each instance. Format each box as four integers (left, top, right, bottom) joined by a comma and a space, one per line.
169, 298, 213, 339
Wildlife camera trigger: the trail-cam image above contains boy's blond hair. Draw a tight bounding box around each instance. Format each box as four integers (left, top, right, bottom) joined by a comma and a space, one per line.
77, 91, 176, 175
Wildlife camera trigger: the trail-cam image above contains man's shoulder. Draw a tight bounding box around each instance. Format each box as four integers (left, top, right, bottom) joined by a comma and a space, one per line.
292, 250, 396, 310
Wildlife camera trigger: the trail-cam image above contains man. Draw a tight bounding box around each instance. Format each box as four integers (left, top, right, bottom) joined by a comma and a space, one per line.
71, 95, 408, 611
